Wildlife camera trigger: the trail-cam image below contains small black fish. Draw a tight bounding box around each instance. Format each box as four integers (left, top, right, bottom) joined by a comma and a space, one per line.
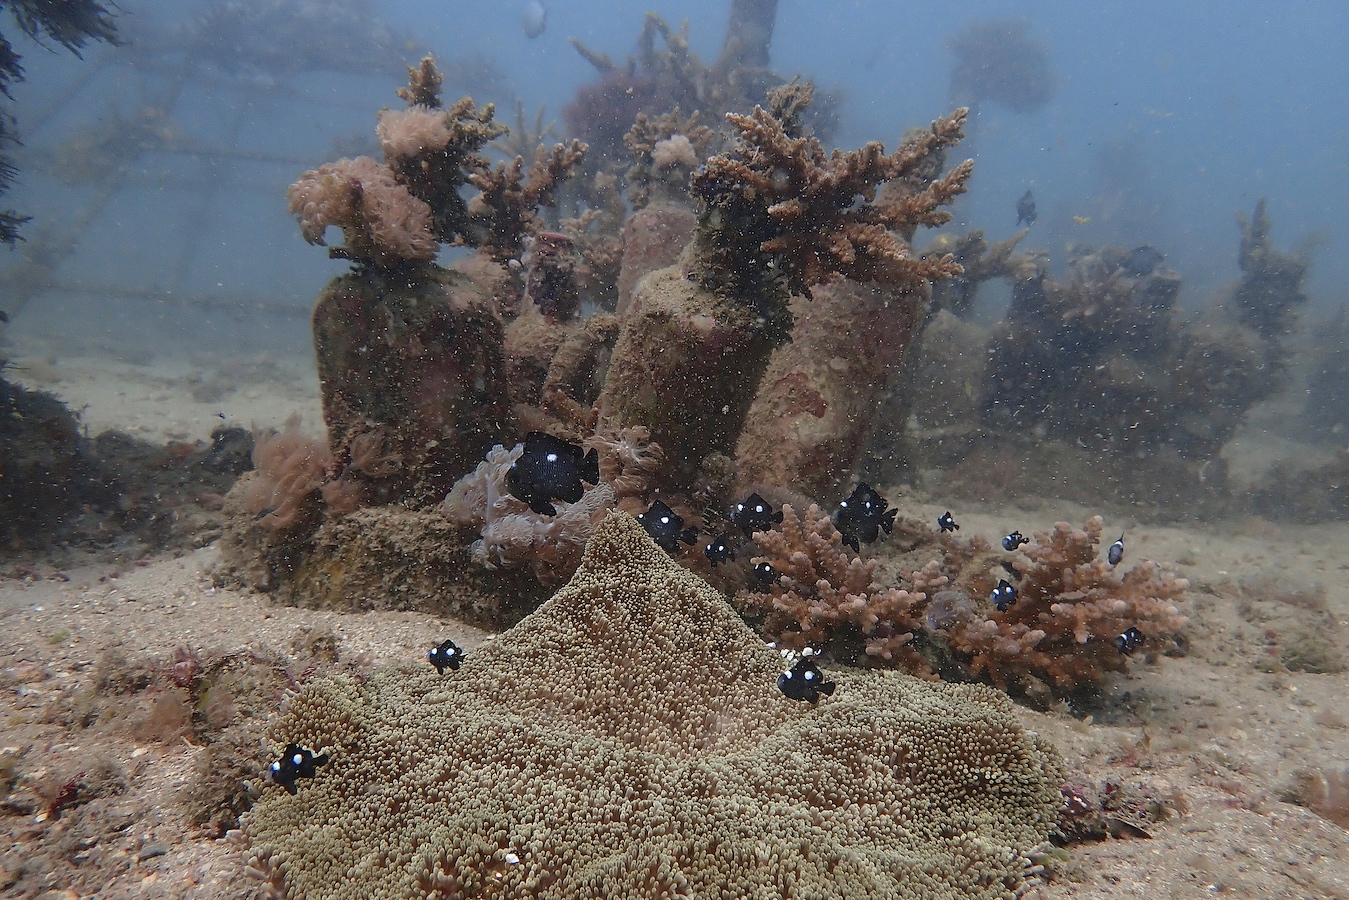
0, 309, 9, 323
937, 511, 959, 533
1001, 530, 1030, 551
637, 500, 698, 551
268, 743, 329, 795
704, 536, 736, 567
991, 578, 1018, 612
428, 638, 465, 674
777, 655, 836, 703
730, 492, 783, 536
1116, 626, 1144, 655
1107, 534, 1125, 566
752, 561, 778, 584
1122, 245, 1164, 278
1016, 190, 1037, 227
833, 483, 897, 553
506, 432, 600, 516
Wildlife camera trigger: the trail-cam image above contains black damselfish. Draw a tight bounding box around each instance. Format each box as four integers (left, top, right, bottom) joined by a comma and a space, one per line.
938, 511, 959, 533
730, 492, 784, 536
751, 560, 778, 584
833, 482, 897, 552
1116, 626, 1144, 655
1002, 530, 1030, 551
637, 500, 698, 551
778, 655, 835, 703
704, 536, 736, 567
428, 638, 465, 674
506, 432, 600, 516
991, 578, 1018, 612
1107, 534, 1125, 566
1016, 189, 1037, 227
268, 743, 328, 795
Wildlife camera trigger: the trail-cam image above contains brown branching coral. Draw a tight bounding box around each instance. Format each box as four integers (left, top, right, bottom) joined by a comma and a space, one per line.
740, 504, 929, 673
623, 109, 714, 209
944, 516, 1189, 692
691, 101, 971, 311
467, 139, 589, 262
1232, 197, 1309, 343
396, 55, 444, 108
286, 156, 438, 267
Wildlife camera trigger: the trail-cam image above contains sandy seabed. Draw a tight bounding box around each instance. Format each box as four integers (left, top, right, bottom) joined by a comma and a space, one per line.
1, 343, 1347, 899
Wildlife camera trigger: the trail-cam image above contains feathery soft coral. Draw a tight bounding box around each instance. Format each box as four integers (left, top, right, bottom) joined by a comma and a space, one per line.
286, 156, 437, 266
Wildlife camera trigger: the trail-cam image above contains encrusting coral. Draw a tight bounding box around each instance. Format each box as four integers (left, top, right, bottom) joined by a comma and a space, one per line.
239, 511, 1062, 900
740, 504, 929, 673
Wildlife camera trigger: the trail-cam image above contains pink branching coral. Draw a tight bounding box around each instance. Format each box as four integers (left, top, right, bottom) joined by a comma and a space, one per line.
739, 503, 930, 674
943, 516, 1189, 691
441, 443, 616, 584
241, 415, 332, 531
286, 156, 438, 267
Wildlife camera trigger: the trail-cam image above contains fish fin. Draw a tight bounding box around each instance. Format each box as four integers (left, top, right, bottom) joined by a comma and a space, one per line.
819, 681, 836, 696
529, 497, 559, 516
582, 448, 600, 484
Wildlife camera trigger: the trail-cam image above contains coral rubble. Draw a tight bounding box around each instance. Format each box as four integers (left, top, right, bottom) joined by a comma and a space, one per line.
240, 512, 1062, 900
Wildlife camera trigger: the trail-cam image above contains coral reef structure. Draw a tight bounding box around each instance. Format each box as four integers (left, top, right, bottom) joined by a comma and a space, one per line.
946, 19, 1058, 114
599, 91, 969, 490
240, 512, 1062, 900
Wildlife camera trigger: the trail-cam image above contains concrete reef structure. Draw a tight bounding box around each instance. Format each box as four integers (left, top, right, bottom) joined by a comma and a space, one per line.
599, 91, 970, 491
284, 57, 589, 507
240, 511, 1061, 900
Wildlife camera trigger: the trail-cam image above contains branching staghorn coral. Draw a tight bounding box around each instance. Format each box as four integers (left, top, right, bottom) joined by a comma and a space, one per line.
375, 95, 506, 247
623, 109, 714, 210
239, 511, 1062, 900
943, 516, 1189, 692
467, 139, 588, 262
740, 504, 930, 673
690, 98, 972, 321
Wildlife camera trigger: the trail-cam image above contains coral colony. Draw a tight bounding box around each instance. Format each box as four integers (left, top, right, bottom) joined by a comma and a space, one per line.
223, 6, 1322, 894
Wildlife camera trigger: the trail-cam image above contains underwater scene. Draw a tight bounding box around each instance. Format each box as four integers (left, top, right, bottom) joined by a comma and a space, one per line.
1, 0, 1348, 896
